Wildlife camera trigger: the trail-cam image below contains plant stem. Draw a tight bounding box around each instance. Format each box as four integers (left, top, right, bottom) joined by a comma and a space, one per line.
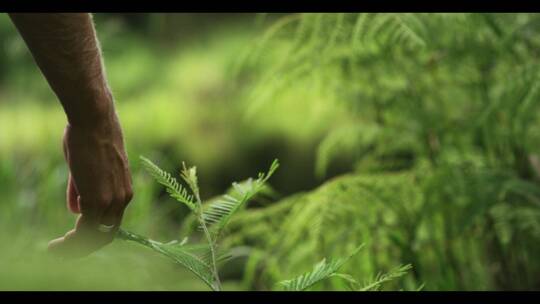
116, 229, 170, 258
194, 191, 222, 291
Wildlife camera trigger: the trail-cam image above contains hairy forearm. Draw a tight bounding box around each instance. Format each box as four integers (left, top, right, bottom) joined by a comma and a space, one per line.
9, 13, 113, 128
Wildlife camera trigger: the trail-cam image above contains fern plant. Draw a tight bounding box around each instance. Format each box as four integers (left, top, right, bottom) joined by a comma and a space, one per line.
277, 248, 413, 291
355, 264, 414, 291
228, 13, 540, 290
278, 244, 364, 291
115, 156, 377, 291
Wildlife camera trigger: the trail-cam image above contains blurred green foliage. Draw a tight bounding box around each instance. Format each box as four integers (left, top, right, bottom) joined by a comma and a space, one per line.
1, 13, 540, 290
215, 13, 540, 291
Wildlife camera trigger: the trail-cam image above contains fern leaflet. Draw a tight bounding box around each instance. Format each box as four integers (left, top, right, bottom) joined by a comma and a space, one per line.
278, 244, 364, 291
202, 159, 279, 237
358, 264, 413, 291
140, 156, 197, 211
117, 229, 217, 290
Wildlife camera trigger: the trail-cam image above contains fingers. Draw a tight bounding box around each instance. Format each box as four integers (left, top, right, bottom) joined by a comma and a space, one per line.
49, 189, 133, 259
54, 122, 134, 259
48, 214, 112, 259
100, 204, 124, 233
100, 187, 133, 231
49, 197, 110, 259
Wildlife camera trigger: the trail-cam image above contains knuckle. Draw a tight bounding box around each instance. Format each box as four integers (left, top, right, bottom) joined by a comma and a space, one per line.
119, 186, 134, 206
120, 198, 131, 208
96, 193, 113, 208
114, 191, 132, 208
98, 190, 112, 201
125, 187, 134, 203
112, 195, 124, 206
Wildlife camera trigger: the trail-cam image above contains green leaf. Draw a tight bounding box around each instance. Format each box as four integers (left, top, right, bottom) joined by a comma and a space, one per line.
358, 264, 412, 291
117, 229, 217, 290
331, 273, 361, 290
180, 162, 201, 201
202, 159, 279, 237
140, 156, 197, 212
278, 244, 364, 291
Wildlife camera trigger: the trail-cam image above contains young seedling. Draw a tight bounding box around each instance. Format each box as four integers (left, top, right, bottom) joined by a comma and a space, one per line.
117, 157, 278, 291
115, 157, 409, 291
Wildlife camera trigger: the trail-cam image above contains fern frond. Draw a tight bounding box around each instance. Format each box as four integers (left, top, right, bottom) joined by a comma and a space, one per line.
331, 272, 361, 290
358, 264, 412, 291
116, 229, 217, 290
315, 123, 381, 178
201, 159, 279, 237
163, 242, 232, 267
180, 162, 201, 202
278, 244, 364, 291
351, 13, 370, 51
391, 14, 427, 48
140, 156, 197, 212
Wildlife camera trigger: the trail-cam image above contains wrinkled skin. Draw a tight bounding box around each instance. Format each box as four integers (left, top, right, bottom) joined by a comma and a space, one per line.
8, 13, 134, 258
48, 114, 133, 258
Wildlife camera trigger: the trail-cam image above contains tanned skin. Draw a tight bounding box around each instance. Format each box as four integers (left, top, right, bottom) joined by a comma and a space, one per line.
8, 13, 133, 258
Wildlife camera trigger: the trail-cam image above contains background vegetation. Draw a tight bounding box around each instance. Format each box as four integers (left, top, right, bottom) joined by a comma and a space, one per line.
1, 13, 539, 290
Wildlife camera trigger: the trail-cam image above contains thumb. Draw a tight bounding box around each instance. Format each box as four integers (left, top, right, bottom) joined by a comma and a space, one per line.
48, 214, 111, 259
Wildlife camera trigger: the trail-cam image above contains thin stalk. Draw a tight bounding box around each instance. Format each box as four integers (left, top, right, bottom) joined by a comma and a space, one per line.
116, 229, 174, 261
116, 228, 218, 291
194, 191, 222, 291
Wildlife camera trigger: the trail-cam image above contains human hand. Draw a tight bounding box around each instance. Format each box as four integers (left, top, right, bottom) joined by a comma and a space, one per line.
48, 109, 133, 258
